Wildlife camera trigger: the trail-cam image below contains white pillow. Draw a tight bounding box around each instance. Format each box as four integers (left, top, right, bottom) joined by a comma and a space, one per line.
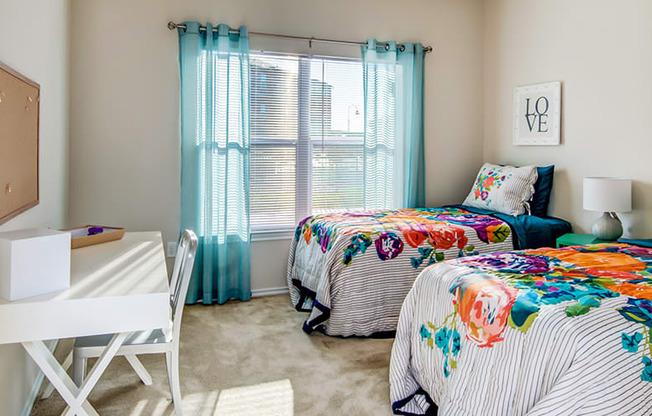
463, 163, 538, 216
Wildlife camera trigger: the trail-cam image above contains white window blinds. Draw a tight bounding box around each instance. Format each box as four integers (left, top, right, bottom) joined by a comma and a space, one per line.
250, 54, 299, 231
250, 52, 365, 231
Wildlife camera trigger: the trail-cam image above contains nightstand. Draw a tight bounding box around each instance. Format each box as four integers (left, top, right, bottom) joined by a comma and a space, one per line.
556, 233, 612, 248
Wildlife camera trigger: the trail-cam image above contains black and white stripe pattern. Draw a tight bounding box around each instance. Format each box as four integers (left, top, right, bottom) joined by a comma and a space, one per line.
286, 216, 514, 337
463, 163, 538, 216
390, 262, 652, 416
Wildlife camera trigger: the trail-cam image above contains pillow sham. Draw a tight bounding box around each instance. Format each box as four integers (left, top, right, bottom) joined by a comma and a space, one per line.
463, 163, 538, 216
531, 165, 555, 217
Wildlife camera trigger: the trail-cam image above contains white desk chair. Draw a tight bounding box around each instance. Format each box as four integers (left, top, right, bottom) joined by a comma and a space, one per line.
70, 229, 197, 416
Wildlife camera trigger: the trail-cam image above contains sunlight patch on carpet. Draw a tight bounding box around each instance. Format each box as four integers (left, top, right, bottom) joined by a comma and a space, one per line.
214, 379, 293, 416
127, 399, 147, 416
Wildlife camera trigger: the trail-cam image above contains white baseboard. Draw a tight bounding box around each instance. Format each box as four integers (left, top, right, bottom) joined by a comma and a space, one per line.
22, 339, 58, 416
251, 287, 288, 297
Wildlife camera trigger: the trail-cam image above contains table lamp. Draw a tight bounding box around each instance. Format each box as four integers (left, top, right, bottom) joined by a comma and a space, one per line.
583, 177, 631, 241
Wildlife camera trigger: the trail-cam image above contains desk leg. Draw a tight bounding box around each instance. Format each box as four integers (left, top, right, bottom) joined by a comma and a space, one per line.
22, 340, 97, 416
23, 332, 128, 416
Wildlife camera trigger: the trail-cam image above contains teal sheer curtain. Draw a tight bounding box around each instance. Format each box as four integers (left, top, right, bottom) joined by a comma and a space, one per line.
361, 39, 425, 209
178, 22, 251, 304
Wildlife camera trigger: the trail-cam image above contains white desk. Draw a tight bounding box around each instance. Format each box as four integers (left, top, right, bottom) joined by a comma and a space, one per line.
0, 232, 170, 416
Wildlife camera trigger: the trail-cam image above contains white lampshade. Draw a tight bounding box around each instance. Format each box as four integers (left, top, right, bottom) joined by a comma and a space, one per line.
583, 177, 632, 213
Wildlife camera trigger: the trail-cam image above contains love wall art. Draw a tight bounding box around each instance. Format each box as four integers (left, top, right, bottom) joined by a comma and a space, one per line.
513, 81, 561, 146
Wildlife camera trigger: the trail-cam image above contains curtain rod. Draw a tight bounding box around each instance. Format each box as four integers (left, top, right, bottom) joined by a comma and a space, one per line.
167, 21, 433, 53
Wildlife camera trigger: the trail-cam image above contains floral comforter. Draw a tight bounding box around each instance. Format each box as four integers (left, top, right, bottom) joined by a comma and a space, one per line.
390, 243, 652, 415
286, 207, 514, 337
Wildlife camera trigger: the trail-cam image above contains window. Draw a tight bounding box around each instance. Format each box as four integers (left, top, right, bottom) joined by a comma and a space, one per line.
249, 52, 367, 231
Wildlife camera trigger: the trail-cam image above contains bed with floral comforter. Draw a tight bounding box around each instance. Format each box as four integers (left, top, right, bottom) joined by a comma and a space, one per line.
286, 207, 516, 337
390, 243, 652, 415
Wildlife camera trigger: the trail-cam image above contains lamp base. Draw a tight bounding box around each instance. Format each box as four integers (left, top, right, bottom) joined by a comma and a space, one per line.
591, 212, 623, 241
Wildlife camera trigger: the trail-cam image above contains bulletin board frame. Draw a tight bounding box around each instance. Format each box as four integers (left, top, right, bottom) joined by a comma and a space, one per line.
0, 60, 40, 225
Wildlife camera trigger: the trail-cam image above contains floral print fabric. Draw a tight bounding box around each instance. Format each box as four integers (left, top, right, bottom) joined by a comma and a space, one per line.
462, 163, 538, 216
288, 206, 517, 337
293, 207, 512, 268
419, 243, 652, 384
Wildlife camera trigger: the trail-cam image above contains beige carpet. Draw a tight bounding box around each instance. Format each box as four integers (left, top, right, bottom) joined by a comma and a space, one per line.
31, 295, 395, 415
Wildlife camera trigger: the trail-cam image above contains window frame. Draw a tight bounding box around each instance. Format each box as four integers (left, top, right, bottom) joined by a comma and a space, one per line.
249, 50, 366, 236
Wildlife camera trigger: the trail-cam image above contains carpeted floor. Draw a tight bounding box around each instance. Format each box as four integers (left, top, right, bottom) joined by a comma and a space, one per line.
31, 295, 395, 415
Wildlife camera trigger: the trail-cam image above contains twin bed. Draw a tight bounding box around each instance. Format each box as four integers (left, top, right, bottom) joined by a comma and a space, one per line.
390, 242, 652, 415
287, 163, 562, 337
285, 162, 648, 414
286, 205, 570, 336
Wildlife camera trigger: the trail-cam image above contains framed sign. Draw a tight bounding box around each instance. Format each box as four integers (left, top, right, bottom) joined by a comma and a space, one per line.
0, 60, 40, 225
513, 81, 561, 145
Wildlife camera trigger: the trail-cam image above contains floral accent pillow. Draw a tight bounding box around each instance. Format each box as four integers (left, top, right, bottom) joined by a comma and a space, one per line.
462, 163, 538, 216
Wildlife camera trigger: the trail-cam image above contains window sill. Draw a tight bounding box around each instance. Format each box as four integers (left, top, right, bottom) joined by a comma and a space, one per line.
251, 229, 294, 242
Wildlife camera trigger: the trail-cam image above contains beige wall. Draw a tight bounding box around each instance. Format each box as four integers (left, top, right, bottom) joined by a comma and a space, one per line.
69, 0, 485, 291
484, 0, 652, 237
0, 0, 70, 414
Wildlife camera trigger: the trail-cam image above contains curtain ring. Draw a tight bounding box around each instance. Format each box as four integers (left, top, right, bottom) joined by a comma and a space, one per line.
309, 37, 315, 48
384, 43, 390, 51
399, 44, 406, 52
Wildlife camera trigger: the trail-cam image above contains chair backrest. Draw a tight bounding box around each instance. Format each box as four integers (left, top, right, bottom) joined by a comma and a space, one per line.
169, 229, 198, 341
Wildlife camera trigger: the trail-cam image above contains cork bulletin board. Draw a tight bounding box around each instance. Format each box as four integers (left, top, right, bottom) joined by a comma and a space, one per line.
0, 60, 39, 225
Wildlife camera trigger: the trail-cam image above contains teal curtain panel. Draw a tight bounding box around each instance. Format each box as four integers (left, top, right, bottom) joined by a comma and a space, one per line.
361, 39, 425, 209
178, 22, 251, 304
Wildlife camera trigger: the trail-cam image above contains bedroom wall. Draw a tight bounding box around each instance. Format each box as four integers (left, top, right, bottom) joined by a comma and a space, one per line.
69, 0, 485, 292
484, 0, 652, 237
0, 0, 70, 414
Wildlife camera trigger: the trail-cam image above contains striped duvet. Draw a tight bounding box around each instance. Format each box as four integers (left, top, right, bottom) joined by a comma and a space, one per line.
286, 207, 514, 337
390, 243, 652, 415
